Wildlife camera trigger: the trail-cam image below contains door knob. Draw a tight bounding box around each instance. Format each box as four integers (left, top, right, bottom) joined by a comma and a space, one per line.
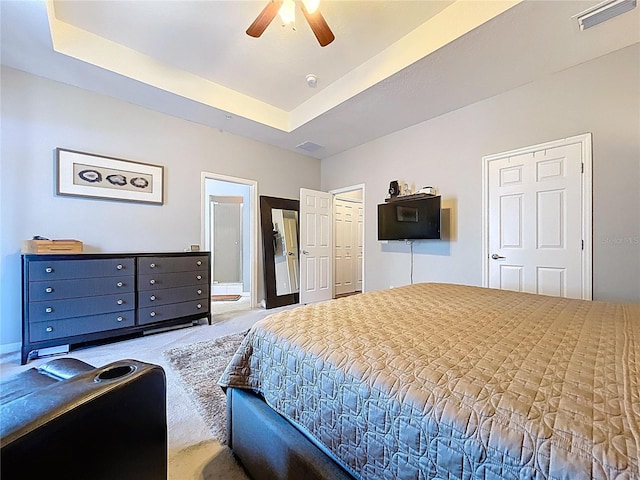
302, 250, 310, 255
491, 253, 506, 260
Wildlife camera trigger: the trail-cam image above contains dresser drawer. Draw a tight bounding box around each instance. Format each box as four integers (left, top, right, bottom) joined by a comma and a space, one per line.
138, 285, 208, 308
29, 310, 135, 342
28, 258, 135, 281
138, 300, 209, 326
29, 293, 135, 322
138, 271, 209, 291
138, 255, 208, 275
28, 276, 134, 302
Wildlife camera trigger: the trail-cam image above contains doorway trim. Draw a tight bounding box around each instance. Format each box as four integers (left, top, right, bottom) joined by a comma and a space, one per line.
330, 183, 366, 294
201, 172, 258, 308
481, 133, 593, 299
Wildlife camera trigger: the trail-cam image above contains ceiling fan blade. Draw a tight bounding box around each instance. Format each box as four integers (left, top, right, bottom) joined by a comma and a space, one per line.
300, 4, 335, 47
246, 1, 284, 38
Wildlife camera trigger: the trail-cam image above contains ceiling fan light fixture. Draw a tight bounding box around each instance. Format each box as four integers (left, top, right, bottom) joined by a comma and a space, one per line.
279, 0, 296, 25
301, 0, 320, 14
247, 0, 333, 46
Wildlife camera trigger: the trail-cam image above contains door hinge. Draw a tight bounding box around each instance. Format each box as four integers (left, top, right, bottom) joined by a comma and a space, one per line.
581, 163, 584, 173
582, 240, 584, 250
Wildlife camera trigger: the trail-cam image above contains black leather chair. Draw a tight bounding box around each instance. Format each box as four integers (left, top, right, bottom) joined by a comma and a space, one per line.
0, 358, 167, 480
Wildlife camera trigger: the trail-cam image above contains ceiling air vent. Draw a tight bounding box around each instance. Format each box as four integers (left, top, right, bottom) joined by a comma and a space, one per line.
297, 141, 323, 152
575, 0, 636, 30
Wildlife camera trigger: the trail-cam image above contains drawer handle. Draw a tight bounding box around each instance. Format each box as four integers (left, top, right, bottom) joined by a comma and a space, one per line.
117, 281, 124, 287
45, 267, 53, 273
150, 279, 156, 285
117, 316, 124, 322
45, 287, 53, 293
150, 311, 156, 317
46, 326, 53, 332
45, 307, 53, 313
150, 263, 156, 268
117, 299, 124, 305
116, 264, 124, 270
196, 261, 202, 266
197, 304, 202, 309
150, 295, 156, 301
197, 289, 202, 295
196, 275, 202, 280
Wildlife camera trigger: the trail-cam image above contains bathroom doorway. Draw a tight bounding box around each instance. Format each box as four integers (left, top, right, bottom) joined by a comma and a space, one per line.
202, 173, 258, 313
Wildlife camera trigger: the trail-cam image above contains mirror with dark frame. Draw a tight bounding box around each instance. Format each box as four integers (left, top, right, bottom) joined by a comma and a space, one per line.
260, 196, 300, 309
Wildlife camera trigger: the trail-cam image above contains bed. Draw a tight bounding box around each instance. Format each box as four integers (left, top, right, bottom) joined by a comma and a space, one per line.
219, 283, 640, 479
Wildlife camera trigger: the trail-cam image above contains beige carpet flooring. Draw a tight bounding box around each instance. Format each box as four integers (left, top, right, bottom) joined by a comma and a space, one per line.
0, 301, 294, 480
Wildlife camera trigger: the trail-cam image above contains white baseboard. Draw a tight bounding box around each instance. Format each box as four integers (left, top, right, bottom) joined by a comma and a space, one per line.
0, 342, 20, 355
212, 283, 243, 295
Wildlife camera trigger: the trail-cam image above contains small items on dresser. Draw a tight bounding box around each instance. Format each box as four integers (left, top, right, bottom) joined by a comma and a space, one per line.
22, 236, 83, 254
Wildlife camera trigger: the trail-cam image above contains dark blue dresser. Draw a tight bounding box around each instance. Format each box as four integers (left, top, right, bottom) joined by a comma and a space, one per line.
22, 252, 211, 364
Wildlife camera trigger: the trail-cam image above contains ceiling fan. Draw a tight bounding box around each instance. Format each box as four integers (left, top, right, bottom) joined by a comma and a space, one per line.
246, 0, 335, 47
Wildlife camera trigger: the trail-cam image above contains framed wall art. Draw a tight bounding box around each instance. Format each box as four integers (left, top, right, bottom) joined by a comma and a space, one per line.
56, 148, 164, 205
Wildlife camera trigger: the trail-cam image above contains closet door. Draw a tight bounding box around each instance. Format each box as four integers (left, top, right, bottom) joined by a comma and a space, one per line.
334, 198, 355, 295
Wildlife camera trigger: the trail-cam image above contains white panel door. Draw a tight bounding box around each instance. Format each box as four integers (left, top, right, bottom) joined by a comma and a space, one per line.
486, 138, 590, 299
334, 198, 354, 295
300, 188, 333, 304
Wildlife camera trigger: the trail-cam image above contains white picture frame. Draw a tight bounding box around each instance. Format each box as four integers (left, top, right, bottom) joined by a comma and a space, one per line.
56, 148, 164, 205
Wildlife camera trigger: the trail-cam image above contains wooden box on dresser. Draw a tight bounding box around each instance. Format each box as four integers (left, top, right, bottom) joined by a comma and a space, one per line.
22, 252, 211, 364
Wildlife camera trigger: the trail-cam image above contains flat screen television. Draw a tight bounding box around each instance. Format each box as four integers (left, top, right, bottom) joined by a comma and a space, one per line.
377, 196, 441, 240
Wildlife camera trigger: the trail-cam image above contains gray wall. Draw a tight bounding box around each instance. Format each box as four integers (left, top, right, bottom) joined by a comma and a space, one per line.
0, 66, 321, 347
322, 44, 640, 303
2, 44, 639, 350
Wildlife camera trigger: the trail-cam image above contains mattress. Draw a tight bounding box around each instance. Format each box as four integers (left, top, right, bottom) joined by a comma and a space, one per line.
219, 283, 640, 479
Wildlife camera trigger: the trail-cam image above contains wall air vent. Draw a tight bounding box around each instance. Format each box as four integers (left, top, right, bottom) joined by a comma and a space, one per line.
574, 0, 636, 30
296, 141, 323, 152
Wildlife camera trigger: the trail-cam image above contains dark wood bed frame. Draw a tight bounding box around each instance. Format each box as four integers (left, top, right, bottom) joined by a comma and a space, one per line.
226, 388, 356, 480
